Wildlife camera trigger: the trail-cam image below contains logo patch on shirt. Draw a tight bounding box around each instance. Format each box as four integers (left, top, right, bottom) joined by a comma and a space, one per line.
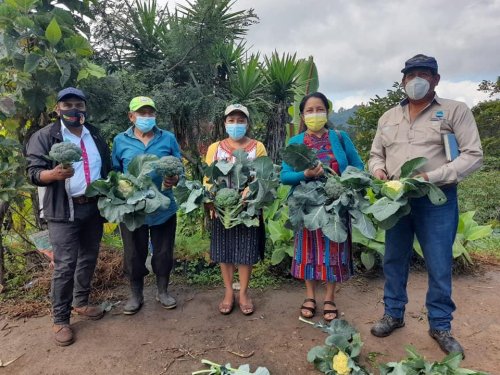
431, 110, 446, 121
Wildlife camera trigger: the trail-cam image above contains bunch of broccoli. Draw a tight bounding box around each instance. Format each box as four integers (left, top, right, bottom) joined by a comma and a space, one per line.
47, 142, 82, 168
214, 188, 244, 228
151, 155, 184, 190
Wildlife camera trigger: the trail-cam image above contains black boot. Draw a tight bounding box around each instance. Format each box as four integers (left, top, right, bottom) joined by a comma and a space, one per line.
156, 276, 176, 309
429, 329, 465, 358
123, 279, 144, 315
371, 314, 405, 337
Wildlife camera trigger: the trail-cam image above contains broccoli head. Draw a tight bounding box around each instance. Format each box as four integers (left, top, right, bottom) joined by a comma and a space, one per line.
154, 156, 184, 177
48, 142, 82, 168
215, 188, 240, 208
324, 176, 346, 199
213, 188, 244, 228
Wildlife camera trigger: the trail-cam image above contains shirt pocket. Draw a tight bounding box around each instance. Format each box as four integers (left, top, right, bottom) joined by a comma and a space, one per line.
380, 123, 399, 147
416, 124, 442, 145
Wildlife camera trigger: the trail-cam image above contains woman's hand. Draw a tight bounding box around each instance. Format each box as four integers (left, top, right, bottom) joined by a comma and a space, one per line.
241, 186, 250, 200
304, 163, 324, 179
204, 202, 217, 219
162, 175, 179, 189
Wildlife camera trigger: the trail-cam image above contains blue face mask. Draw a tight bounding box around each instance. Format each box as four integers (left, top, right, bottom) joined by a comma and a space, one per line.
225, 123, 247, 141
135, 116, 156, 133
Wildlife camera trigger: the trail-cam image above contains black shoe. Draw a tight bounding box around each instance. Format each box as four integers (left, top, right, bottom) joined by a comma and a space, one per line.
123, 279, 144, 315
370, 314, 405, 337
429, 329, 465, 358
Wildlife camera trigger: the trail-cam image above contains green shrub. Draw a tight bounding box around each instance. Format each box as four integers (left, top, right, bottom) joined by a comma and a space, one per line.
458, 170, 500, 225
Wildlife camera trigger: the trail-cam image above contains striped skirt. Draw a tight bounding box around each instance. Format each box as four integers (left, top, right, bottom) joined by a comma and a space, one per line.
291, 226, 353, 283
210, 218, 265, 265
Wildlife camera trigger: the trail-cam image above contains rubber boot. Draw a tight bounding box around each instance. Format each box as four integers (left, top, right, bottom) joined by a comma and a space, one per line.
156, 276, 176, 309
123, 278, 144, 315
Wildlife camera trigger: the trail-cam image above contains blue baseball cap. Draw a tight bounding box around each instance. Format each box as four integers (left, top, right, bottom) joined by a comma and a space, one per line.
56, 87, 87, 102
401, 54, 438, 74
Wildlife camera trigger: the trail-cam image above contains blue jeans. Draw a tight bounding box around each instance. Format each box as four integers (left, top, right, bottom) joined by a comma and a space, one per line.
383, 186, 458, 331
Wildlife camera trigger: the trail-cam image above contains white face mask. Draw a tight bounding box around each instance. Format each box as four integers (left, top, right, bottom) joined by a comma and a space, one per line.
404, 76, 430, 100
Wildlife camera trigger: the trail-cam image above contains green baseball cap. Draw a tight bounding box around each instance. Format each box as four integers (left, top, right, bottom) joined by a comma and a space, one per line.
129, 96, 157, 112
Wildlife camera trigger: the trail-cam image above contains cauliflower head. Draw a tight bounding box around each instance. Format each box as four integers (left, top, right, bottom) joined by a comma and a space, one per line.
116, 178, 135, 199
332, 351, 351, 375
48, 142, 82, 167
384, 180, 404, 193
214, 188, 240, 209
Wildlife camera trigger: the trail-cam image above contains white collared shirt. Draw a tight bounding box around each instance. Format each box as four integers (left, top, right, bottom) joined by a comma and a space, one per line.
61, 122, 102, 197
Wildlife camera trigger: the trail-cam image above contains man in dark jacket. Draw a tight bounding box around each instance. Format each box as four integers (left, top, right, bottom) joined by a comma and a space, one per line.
25, 87, 111, 346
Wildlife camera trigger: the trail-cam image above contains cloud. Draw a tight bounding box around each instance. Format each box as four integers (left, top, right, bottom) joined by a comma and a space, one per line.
165, 0, 500, 108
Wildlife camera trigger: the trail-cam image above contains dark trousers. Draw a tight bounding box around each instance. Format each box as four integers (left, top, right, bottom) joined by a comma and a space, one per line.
120, 215, 176, 282
48, 203, 103, 324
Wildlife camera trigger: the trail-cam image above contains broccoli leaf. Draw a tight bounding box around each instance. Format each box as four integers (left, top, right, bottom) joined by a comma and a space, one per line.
400, 157, 428, 178
127, 154, 159, 178
281, 143, 318, 171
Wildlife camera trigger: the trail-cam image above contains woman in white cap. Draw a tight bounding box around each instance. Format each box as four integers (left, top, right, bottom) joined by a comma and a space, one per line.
205, 104, 266, 315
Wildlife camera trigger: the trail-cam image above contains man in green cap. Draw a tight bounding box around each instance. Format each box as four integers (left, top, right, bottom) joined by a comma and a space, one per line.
112, 96, 183, 314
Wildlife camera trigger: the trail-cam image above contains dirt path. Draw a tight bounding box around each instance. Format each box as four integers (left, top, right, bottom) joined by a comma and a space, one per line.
1, 266, 499, 375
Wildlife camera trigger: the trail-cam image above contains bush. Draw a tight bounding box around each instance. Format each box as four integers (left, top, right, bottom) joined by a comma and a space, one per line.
458, 169, 500, 225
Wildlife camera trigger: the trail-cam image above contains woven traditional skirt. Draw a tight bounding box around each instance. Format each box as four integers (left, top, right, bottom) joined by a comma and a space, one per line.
210, 218, 265, 265
291, 226, 353, 283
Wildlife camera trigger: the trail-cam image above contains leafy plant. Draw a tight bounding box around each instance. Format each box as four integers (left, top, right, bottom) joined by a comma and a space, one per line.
175, 150, 280, 229
351, 227, 385, 270
282, 144, 376, 243
366, 157, 447, 230
264, 185, 294, 265
379, 345, 487, 375
192, 359, 270, 375
85, 154, 170, 231
304, 319, 370, 375
414, 210, 493, 265
0, 0, 105, 140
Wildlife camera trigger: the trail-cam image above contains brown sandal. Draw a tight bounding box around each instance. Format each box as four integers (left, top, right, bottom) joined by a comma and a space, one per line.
218, 297, 235, 315
323, 301, 338, 322
300, 298, 316, 318
239, 302, 255, 316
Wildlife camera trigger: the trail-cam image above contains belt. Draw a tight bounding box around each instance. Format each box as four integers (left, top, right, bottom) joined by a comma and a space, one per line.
72, 195, 98, 205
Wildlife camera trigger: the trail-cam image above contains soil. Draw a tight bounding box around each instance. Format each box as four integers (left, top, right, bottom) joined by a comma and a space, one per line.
1, 265, 499, 375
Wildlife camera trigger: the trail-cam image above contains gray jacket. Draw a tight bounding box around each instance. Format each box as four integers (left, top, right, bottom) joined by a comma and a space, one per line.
25, 120, 111, 221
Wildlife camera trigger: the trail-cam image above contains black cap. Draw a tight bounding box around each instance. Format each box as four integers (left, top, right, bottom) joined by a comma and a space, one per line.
56, 87, 86, 102
401, 54, 438, 74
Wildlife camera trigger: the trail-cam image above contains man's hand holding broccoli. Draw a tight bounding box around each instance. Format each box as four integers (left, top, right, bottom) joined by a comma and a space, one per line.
40, 142, 82, 183
152, 155, 183, 190
162, 175, 179, 189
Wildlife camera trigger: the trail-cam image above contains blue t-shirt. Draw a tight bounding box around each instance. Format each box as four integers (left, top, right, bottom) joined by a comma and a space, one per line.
112, 126, 182, 226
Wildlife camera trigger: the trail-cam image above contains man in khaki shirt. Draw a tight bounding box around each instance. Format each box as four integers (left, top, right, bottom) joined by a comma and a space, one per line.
368, 54, 483, 358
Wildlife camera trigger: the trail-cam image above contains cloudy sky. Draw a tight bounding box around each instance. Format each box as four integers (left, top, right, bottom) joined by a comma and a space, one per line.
169, 0, 500, 110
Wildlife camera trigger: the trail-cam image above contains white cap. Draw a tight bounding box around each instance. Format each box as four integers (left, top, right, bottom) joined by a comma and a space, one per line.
224, 103, 249, 118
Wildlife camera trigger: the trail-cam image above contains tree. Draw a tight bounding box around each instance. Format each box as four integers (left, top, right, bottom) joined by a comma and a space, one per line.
347, 83, 406, 161
263, 52, 301, 162
0, 0, 105, 143
472, 99, 500, 159
0, 136, 32, 289
478, 76, 500, 97
90, 0, 259, 177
